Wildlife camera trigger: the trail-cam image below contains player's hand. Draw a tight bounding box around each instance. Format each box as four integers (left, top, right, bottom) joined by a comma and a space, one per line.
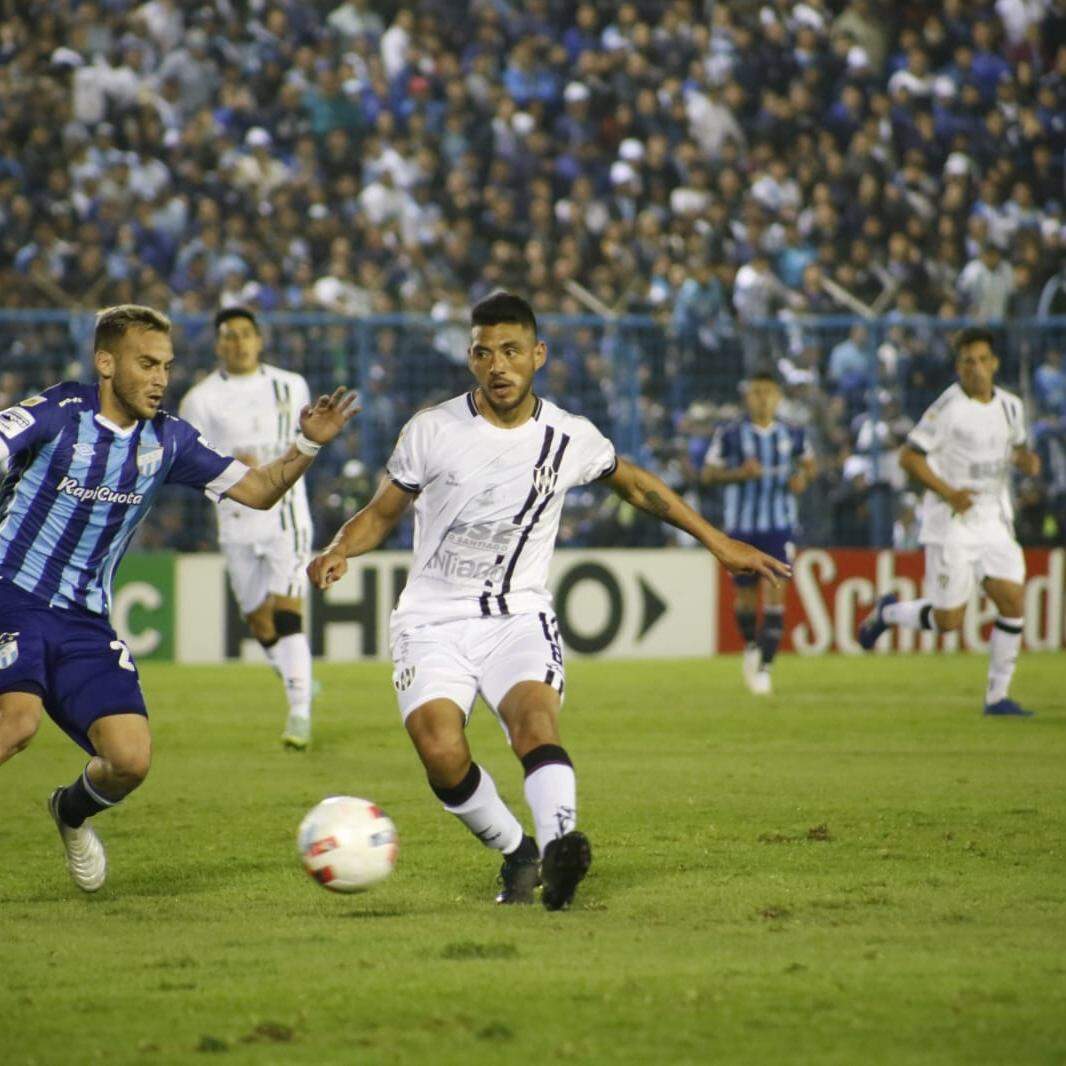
307, 549, 348, 589
716, 538, 792, 587
787, 472, 808, 494
943, 487, 976, 515
738, 457, 763, 480
1015, 450, 1041, 477
299, 388, 361, 445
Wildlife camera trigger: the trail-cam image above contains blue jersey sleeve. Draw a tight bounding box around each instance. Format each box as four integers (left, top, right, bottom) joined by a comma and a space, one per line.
164, 416, 248, 501
0, 388, 71, 461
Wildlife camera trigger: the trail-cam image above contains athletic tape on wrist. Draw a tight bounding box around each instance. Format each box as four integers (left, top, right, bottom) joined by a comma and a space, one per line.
295, 432, 322, 457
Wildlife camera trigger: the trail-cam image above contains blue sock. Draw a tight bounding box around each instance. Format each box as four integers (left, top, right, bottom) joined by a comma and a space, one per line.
760, 607, 784, 666
735, 608, 757, 645
57, 767, 120, 828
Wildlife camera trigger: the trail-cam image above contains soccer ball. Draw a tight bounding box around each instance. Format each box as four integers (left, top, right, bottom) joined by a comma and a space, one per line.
297, 796, 398, 892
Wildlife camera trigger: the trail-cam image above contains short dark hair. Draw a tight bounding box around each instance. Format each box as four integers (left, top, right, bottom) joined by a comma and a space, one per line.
94, 304, 171, 352
214, 306, 260, 333
954, 326, 995, 355
470, 291, 538, 337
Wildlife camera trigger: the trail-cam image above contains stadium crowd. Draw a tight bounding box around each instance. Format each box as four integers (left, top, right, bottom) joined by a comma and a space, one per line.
0, 0, 1064, 548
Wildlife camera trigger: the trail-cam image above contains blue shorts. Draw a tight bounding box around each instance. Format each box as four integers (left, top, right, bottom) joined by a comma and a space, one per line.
729, 531, 794, 588
0, 580, 147, 755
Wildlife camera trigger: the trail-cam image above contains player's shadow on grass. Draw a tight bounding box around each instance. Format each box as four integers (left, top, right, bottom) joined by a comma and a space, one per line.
337, 907, 407, 919
5, 858, 283, 902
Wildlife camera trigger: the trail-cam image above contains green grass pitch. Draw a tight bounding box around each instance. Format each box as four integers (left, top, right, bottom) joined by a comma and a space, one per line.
2, 653, 1065, 1065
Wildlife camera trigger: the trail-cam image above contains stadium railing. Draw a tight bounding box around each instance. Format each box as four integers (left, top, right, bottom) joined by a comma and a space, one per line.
2, 311, 1063, 551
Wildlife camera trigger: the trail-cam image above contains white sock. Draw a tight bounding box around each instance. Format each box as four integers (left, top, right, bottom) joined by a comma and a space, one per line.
523, 752, 577, 855
987, 617, 1022, 705
441, 765, 524, 854
883, 598, 936, 631
273, 633, 312, 719
262, 642, 281, 677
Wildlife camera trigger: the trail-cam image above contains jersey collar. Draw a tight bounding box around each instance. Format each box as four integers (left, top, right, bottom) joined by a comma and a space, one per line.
467, 389, 544, 423
94, 413, 139, 438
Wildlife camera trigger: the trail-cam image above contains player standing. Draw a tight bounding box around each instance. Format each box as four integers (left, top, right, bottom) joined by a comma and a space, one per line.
858, 327, 1041, 716
180, 308, 317, 749
701, 373, 815, 695
0, 305, 357, 892
307, 293, 789, 910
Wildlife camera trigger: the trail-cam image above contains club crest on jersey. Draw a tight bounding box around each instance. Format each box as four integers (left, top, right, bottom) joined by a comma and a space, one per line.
394, 666, 416, 692
137, 445, 164, 476
532, 464, 558, 496
0, 632, 18, 670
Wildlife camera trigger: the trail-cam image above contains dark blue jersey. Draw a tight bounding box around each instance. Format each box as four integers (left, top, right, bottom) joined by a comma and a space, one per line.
0, 382, 244, 616
704, 417, 811, 536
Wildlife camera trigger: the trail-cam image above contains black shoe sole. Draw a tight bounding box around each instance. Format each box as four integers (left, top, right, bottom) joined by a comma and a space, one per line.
541, 832, 591, 911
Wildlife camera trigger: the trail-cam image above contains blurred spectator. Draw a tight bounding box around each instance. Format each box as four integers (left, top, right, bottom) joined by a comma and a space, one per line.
828, 324, 872, 395
957, 243, 1015, 320
1034, 349, 1066, 415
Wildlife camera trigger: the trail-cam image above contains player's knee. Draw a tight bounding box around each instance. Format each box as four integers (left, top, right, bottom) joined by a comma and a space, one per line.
407, 717, 467, 778
247, 612, 276, 644
0, 703, 41, 758
415, 732, 468, 778
108, 744, 152, 791
505, 702, 559, 755
934, 607, 965, 632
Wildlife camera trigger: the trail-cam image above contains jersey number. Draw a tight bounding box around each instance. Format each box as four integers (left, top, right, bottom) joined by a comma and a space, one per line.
109, 639, 136, 672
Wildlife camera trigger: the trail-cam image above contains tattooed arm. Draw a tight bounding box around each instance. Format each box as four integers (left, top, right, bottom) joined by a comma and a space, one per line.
603, 457, 792, 585
226, 387, 360, 510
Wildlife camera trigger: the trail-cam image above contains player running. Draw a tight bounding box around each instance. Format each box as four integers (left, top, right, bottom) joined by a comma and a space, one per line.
858, 327, 1041, 716
308, 292, 790, 910
702, 373, 814, 695
180, 308, 317, 750
0, 305, 357, 892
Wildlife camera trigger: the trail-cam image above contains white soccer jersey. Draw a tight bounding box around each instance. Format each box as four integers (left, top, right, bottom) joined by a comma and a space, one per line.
179, 363, 313, 545
386, 391, 616, 634
907, 382, 1026, 544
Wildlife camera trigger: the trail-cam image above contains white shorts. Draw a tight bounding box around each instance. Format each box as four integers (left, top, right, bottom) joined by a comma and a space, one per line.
222, 533, 310, 615
390, 612, 565, 725
923, 534, 1026, 610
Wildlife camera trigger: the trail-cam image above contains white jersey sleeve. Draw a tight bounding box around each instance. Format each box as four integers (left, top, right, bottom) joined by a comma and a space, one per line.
178, 387, 208, 437
386, 411, 435, 492
907, 386, 954, 454
571, 416, 617, 484
1003, 392, 1026, 449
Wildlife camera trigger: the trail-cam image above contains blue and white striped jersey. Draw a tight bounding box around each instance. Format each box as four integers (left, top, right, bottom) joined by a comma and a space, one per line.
0, 382, 246, 616
704, 417, 811, 536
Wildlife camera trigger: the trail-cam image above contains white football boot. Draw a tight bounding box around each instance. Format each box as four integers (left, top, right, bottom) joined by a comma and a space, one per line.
741, 645, 762, 693
48, 789, 107, 892
282, 713, 312, 750
750, 668, 773, 696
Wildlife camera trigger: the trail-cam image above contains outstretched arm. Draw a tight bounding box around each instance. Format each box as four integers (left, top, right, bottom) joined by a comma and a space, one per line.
226, 387, 359, 510
604, 457, 791, 584
307, 478, 414, 589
